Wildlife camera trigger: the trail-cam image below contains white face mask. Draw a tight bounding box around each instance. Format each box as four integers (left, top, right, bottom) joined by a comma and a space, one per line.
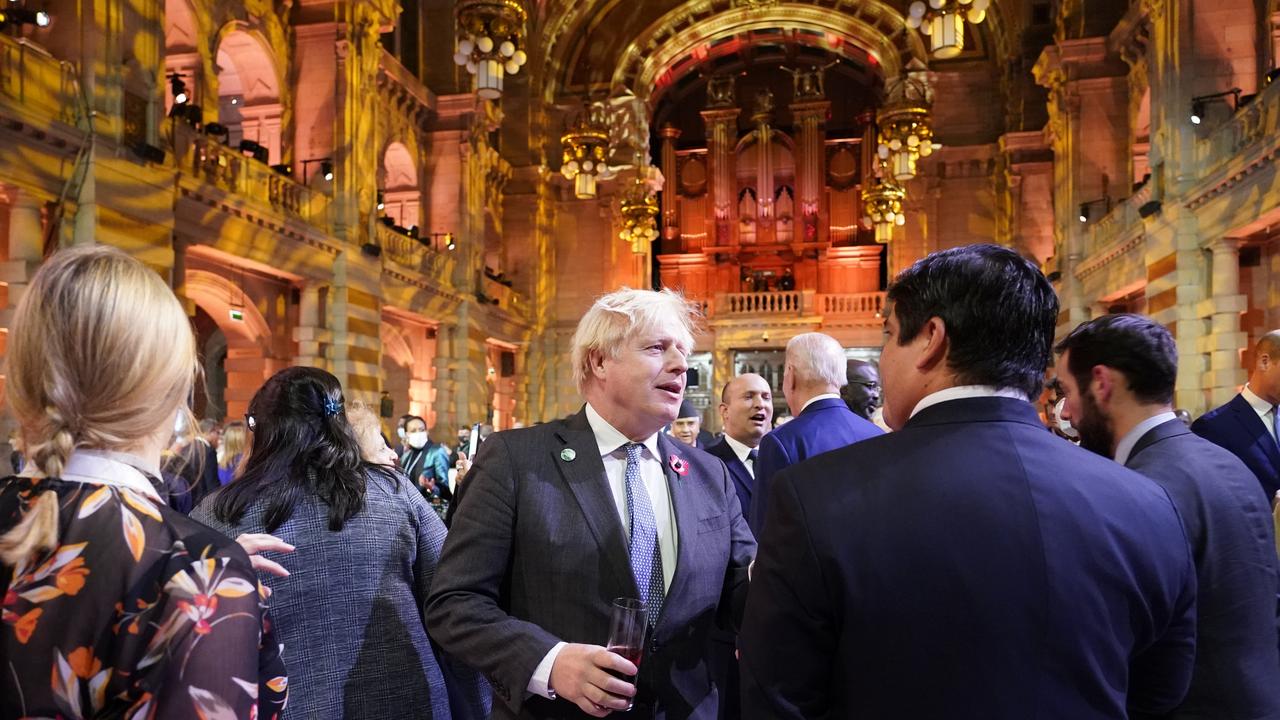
1053, 398, 1079, 440
397, 427, 406, 440
407, 431, 429, 449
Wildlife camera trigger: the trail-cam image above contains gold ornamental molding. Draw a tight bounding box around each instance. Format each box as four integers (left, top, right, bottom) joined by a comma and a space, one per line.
607, 2, 928, 105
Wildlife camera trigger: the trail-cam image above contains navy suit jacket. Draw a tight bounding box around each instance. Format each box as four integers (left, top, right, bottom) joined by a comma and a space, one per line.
705, 438, 756, 530
749, 397, 882, 535
1192, 393, 1280, 500
426, 408, 757, 719
740, 397, 1197, 720
1125, 419, 1280, 720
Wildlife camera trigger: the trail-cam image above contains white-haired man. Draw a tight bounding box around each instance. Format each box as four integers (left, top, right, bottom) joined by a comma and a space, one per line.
749, 332, 882, 534
427, 288, 756, 720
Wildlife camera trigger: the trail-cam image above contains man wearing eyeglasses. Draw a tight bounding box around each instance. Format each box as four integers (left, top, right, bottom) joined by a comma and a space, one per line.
840, 359, 882, 421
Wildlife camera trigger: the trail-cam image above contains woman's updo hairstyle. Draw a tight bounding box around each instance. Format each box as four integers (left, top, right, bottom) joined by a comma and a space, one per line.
1, 245, 198, 562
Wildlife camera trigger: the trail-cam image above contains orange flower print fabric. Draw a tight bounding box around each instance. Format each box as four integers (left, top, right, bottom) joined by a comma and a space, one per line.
0, 477, 287, 719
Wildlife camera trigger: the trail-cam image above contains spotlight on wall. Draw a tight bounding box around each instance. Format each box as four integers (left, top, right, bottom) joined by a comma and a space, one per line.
204, 122, 229, 138
238, 139, 268, 164
0, 6, 52, 30
270, 163, 292, 177
1078, 197, 1112, 224
301, 158, 334, 183
168, 72, 189, 105
376, 190, 385, 211
1190, 88, 1241, 125
131, 142, 166, 164
361, 242, 382, 257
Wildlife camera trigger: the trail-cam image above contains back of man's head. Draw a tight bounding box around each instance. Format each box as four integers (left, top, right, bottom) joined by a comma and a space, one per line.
1054, 314, 1177, 406
887, 243, 1058, 399
785, 333, 847, 391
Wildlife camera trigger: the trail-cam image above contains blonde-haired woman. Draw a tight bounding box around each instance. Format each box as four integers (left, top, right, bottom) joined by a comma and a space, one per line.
0, 246, 287, 719
218, 420, 248, 485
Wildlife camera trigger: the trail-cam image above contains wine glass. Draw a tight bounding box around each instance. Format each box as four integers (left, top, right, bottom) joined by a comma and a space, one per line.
606, 597, 647, 711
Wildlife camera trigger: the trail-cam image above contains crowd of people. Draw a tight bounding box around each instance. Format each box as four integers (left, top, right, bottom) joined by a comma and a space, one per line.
1, 242, 1279, 719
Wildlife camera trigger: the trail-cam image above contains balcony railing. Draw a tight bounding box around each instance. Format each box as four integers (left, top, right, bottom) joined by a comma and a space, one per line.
377, 223, 456, 290
820, 292, 886, 317
483, 276, 529, 318
177, 125, 329, 228
1085, 178, 1156, 257
0, 36, 83, 127
718, 291, 808, 316
710, 290, 886, 320
1197, 77, 1280, 182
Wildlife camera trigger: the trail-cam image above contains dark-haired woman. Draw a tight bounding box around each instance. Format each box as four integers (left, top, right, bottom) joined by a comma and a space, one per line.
192, 367, 488, 720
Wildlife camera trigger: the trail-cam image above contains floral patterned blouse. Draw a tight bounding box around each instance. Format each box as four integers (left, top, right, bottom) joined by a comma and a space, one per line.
0, 451, 288, 719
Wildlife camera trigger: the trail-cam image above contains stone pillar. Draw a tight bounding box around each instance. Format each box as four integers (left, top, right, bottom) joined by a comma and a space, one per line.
791, 100, 830, 244
754, 117, 775, 245
433, 322, 457, 432
700, 108, 740, 247
708, 345, 734, 433
1200, 238, 1248, 406
1, 192, 44, 320
293, 285, 326, 369
660, 125, 681, 242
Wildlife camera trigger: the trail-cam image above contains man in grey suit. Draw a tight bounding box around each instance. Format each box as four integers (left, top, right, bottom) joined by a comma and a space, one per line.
1055, 313, 1280, 719
427, 288, 756, 719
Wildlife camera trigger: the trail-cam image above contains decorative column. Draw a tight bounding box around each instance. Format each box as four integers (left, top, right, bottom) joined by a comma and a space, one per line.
701, 107, 740, 247
1200, 238, 1248, 406
293, 285, 327, 370
791, 100, 830, 244
433, 322, 458, 432
752, 98, 776, 245
660, 125, 681, 243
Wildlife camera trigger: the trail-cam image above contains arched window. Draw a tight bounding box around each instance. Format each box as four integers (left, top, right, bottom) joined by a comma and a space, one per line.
215, 30, 283, 164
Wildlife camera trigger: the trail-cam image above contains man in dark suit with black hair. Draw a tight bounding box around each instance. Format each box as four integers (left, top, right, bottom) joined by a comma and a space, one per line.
1193, 329, 1280, 502
740, 244, 1197, 720
749, 332, 881, 535
427, 288, 755, 720
1054, 313, 1280, 720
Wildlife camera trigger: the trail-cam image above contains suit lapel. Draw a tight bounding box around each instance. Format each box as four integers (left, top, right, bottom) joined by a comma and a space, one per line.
1127, 419, 1189, 465
1230, 396, 1280, 470
552, 413, 636, 596
657, 434, 698, 637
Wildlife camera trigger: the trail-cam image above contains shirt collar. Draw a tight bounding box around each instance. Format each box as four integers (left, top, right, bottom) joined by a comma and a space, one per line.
721, 433, 756, 464
1114, 411, 1179, 466
585, 403, 662, 460
58, 448, 165, 502
909, 385, 1030, 419
1242, 384, 1275, 416
799, 393, 842, 415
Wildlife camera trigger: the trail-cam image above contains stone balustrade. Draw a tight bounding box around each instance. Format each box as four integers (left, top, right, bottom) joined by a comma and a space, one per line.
178, 125, 329, 228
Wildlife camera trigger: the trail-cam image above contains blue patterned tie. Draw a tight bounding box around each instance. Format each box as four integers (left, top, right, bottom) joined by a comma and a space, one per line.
624, 442, 665, 628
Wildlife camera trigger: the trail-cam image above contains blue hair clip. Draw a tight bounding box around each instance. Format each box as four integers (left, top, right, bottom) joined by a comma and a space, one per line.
323, 398, 343, 417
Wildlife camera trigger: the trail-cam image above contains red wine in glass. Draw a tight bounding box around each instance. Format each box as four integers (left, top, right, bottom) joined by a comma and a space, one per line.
607, 598, 647, 710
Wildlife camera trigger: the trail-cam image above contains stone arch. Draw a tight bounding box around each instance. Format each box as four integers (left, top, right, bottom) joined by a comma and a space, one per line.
381, 141, 421, 229
164, 0, 207, 114
214, 24, 285, 163
185, 269, 272, 419
381, 310, 440, 426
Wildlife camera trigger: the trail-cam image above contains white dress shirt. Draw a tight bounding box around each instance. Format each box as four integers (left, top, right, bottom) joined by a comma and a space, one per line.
527, 404, 681, 699
1241, 384, 1278, 442
909, 385, 1030, 419
1113, 411, 1179, 466
720, 433, 757, 478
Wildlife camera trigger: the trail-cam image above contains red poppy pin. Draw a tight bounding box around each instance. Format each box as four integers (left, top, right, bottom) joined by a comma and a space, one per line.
669, 454, 689, 476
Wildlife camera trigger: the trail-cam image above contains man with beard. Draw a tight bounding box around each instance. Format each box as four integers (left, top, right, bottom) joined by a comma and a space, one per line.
840, 359, 882, 421
740, 245, 1196, 719
1054, 313, 1280, 720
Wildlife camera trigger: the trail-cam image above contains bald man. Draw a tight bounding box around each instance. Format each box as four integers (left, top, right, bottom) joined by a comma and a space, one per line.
1193, 330, 1280, 502
706, 374, 774, 523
